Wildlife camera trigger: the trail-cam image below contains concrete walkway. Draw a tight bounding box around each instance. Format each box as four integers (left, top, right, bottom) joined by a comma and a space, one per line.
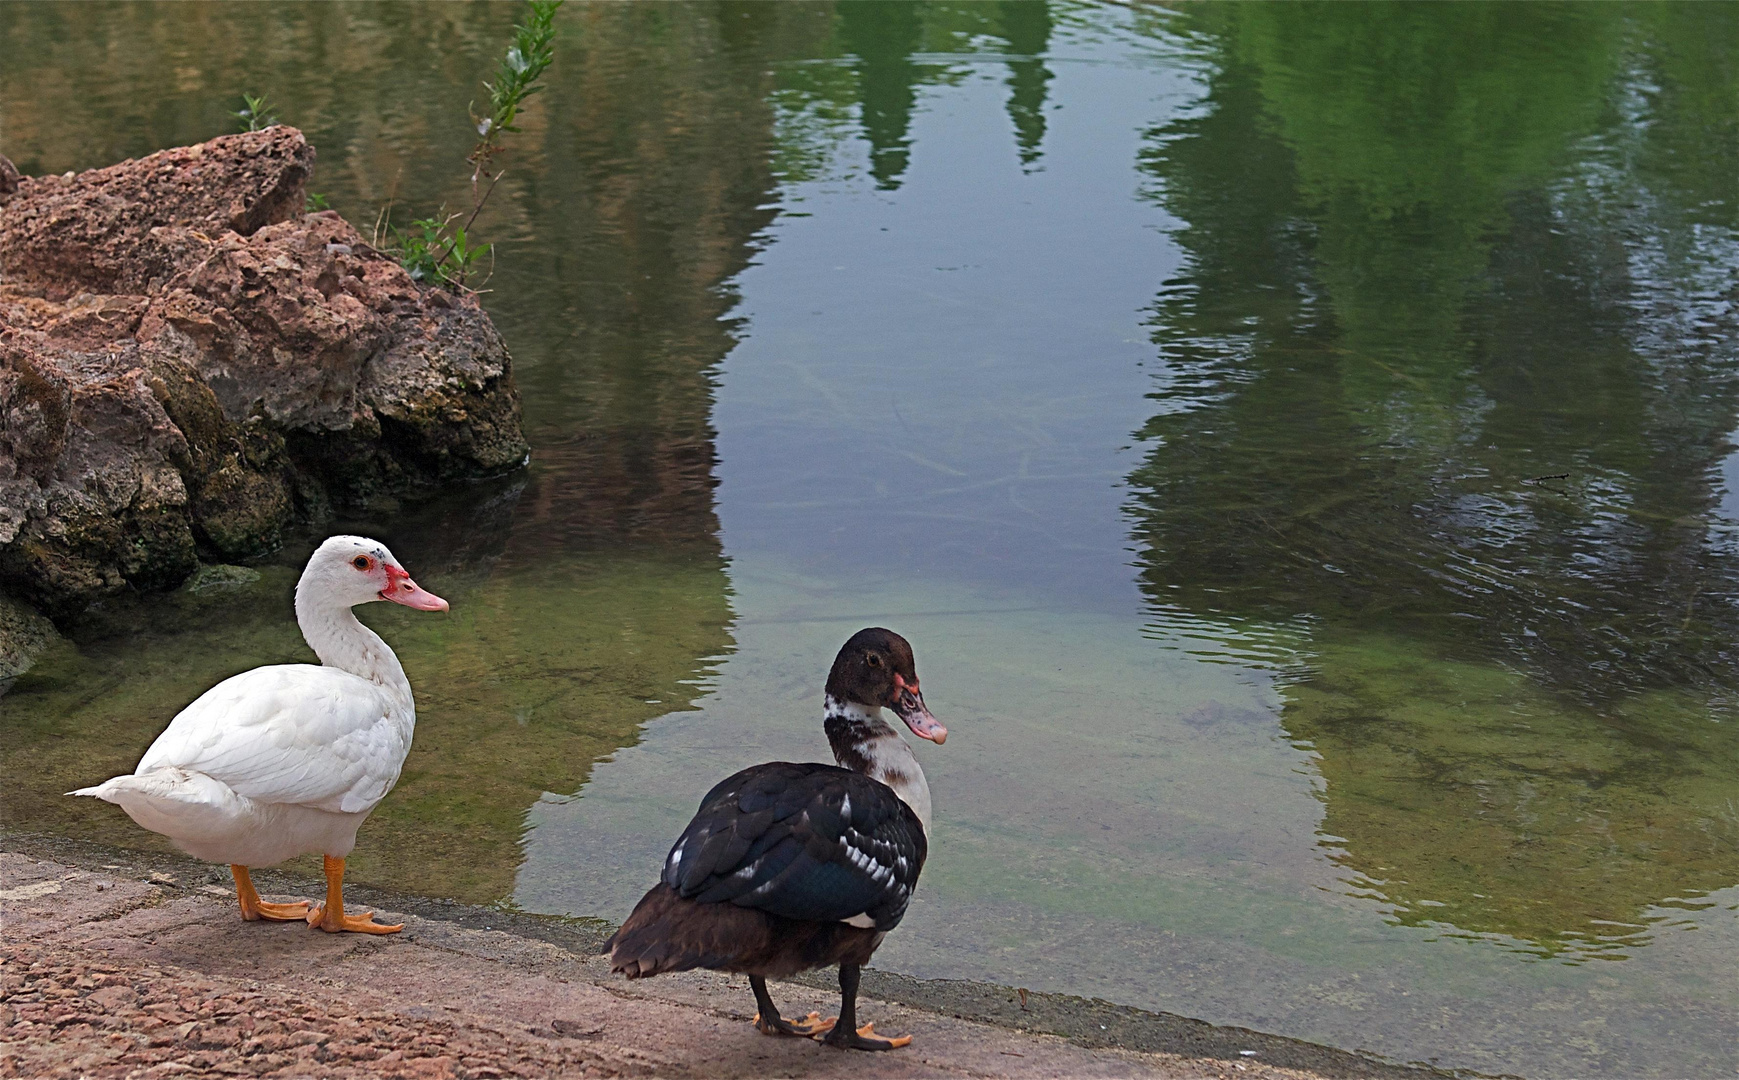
1, 843, 1423, 1079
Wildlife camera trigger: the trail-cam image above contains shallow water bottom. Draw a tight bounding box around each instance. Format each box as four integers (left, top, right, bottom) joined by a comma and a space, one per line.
0, 497, 732, 905
515, 552, 1739, 1078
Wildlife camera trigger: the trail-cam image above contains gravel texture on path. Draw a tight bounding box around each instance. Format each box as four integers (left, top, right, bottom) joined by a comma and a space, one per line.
1, 937, 615, 1079
1, 846, 1409, 1079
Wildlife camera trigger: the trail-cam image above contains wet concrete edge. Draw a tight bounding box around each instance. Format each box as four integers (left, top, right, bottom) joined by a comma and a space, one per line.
1, 830, 1481, 1080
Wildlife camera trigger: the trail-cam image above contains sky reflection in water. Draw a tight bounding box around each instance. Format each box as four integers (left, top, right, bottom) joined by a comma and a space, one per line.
2, 3, 1737, 1076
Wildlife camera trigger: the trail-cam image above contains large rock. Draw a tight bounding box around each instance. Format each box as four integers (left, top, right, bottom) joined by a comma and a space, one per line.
0, 129, 528, 620
0, 588, 59, 692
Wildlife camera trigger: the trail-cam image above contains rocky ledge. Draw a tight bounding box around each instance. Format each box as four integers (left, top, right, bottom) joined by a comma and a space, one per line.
0, 127, 528, 628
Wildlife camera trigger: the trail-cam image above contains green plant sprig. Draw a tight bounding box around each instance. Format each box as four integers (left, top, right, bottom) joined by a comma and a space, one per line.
470, 0, 562, 188
386, 211, 491, 289
233, 93, 278, 133
384, 0, 561, 292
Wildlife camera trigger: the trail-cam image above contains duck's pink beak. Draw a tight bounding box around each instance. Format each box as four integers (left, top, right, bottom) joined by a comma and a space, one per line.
380, 564, 449, 612
891, 674, 947, 744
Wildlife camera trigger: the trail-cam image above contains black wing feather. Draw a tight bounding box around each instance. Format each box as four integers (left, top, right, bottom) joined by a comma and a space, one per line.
660, 761, 927, 932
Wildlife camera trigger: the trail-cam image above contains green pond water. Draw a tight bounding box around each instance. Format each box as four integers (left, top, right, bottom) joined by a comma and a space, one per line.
4, 3, 1738, 1075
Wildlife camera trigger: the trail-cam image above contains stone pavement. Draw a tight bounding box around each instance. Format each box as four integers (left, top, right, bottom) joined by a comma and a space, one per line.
0, 847, 1418, 1079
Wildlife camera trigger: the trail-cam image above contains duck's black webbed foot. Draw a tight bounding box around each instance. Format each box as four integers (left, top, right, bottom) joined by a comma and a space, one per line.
822, 1020, 912, 1050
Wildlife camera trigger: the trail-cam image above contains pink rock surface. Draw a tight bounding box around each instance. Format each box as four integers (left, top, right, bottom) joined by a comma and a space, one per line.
0, 129, 527, 619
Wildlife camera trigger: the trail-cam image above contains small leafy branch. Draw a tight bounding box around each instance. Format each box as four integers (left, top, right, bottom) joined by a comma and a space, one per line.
381, 0, 562, 291
389, 214, 490, 286
232, 93, 278, 132
469, 0, 561, 200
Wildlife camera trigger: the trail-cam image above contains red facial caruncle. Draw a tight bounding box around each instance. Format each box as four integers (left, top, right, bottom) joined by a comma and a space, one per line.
376, 562, 449, 612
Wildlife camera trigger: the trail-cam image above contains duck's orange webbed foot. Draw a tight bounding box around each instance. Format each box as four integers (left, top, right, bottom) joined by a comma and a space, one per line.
304, 855, 404, 935
754, 1010, 835, 1037
305, 902, 403, 935
231, 865, 311, 922
252, 899, 313, 921
821, 1021, 912, 1051
748, 976, 835, 1037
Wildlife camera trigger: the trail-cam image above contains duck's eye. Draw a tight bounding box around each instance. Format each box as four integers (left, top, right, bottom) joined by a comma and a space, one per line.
866, 653, 882, 668
352, 555, 372, 571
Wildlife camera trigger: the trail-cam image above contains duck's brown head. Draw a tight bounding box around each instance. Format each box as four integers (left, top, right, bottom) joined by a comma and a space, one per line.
825, 627, 946, 744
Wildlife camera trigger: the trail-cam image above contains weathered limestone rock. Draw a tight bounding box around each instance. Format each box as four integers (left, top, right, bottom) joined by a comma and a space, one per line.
0, 129, 528, 621
0, 589, 58, 691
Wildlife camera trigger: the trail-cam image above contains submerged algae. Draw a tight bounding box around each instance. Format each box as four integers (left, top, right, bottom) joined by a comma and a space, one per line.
1282, 629, 1739, 957
0, 519, 731, 906
351, 547, 730, 902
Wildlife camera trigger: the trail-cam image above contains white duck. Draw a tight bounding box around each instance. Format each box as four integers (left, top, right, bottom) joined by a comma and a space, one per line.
72, 535, 448, 934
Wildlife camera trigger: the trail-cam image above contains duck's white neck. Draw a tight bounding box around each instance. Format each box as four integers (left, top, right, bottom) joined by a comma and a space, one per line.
294, 590, 412, 699
823, 696, 933, 835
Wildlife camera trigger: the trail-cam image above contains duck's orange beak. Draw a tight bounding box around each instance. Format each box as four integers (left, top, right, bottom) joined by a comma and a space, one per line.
380, 564, 449, 612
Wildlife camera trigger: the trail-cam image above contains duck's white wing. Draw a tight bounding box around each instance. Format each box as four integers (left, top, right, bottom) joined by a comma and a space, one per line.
136, 664, 410, 815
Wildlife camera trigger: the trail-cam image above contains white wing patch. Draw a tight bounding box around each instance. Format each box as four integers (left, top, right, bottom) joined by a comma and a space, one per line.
840, 829, 897, 884
844, 913, 877, 928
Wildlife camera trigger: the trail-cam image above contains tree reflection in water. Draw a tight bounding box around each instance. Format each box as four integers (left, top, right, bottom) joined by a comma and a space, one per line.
1130, 3, 1739, 956
0, 0, 1068, 904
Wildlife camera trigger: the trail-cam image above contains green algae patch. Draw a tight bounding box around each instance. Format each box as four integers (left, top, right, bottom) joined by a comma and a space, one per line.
0, 544, 731, 907
1283, 628, 1739, 957
346, 548, 731, 903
